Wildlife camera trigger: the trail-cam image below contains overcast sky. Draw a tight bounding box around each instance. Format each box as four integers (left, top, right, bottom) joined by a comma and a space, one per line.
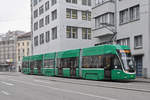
0, 0, 31, 34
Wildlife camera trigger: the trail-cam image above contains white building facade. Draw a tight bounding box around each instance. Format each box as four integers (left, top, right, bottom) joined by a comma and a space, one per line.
31, 0, 93, 55
16, 32, 32, 72
92, 0, 150, 78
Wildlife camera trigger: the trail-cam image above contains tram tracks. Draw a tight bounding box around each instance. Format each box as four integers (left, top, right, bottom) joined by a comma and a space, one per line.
42, 78, 150, 93
1, 73, 150, 93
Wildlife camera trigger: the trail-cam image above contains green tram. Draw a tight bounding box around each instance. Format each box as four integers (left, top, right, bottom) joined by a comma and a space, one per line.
22, 45, 136, 80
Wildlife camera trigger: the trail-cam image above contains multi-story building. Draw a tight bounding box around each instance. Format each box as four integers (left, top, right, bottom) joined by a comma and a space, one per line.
16, 32, 32, 71
0, 31, 24, 71
92, 0, 150, 78
31, 0, 93, 55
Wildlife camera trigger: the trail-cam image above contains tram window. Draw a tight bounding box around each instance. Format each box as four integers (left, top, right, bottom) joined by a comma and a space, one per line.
98, 56, 104, 68
44, 59, 54, 68
37, 60, 42, 67
33, 61, 37, 68
29, 61, 34, 69
23, 62, 29, 68
56, 59, 60, 68
57, 57, 78, 68
82, 55, 104, 68
69, 57, 78, 68
44, 60, 49, 68
82, 56, 89, 68
25, 62, 29, 68
22, 62, 25, 68
50, 60, 54, 68
113, 56, 122, 69
104, 55, 114, 70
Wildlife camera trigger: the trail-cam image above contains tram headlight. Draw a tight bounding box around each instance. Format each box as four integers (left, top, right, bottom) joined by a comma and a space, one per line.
124, 70, 128, 73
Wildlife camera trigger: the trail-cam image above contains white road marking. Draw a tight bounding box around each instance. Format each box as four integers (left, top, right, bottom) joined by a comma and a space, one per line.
10, 79, 117, 100
1, 91, 10, 95
34, 79, 53, 84
1, 81, 14, 86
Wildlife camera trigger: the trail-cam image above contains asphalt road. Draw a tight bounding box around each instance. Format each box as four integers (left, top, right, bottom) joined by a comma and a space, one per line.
0, 72, 150, 100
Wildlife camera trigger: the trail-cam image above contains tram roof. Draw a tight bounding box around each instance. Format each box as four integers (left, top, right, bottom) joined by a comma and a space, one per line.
82, 45, 130, 56
43, 52, 56, 60
30, 54, 43, 61
57, 49, 80, 58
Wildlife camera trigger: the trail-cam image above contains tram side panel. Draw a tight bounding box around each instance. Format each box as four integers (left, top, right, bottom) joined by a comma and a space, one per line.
55, 49, 80, 78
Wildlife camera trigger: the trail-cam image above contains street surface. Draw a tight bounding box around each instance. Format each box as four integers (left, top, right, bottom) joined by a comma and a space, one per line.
0, 72, 150, 100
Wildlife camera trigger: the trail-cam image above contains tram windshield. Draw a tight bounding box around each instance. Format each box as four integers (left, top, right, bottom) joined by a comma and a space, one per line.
117, 50, 135, 72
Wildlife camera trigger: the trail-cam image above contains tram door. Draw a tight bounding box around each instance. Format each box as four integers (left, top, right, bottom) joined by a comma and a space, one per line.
104, 55, 112, 79
58, 59, 63, 76
70, 58, 76, 77
30, 61, 34, 74
37, 60, 42, 75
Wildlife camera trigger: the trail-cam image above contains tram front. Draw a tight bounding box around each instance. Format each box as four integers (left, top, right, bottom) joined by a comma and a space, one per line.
117, 49, 136, 79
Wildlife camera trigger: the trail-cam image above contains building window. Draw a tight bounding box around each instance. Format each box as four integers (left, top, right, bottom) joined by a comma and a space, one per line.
23, 49, 25, 56
52, 27, 57, 40
18, 49, 20, 56
45, 15, 50, 25
39, 18, 44, 28
18, 56, 20, 61
95, 13, 114, 29
130, 5, 140, 21
40, 33, 44, 44
27, 42, 29, 46
52, 10, 57, 20
120, 9, 128, 24
33, 0, 38, 6
66, 0, 77, 4
52, 0, 57, 6
82, 28, 91, 39
34, 22, 38, 31
45, 1, 49, 11
82, 11, 91, 21
95, 0, 113, 5
34, 36, 38, 46
117, 38, 130, 47
34, 9, 38, 18
45, 31, 50, 42
82, 0, 91, 6
134, 35, 142, 49
66, 9, 71, 18
66, 9, 77, 19
66, 0, 71, 3
66, 26, 78, 39
39, 5, 44, 15
72, 9, 77, 19
120, 5, 140, 24
18, 43, 20, 47
27, 48, 30, 56
72, 0, 77, 4
22, 42, 24, 46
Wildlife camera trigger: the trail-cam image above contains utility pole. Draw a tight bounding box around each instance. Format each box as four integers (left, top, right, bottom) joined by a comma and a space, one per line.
97, 0, 118, 45
112, 0, 118, 44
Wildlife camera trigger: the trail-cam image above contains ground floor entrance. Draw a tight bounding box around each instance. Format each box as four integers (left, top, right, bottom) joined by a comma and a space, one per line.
134, 55, 143, 77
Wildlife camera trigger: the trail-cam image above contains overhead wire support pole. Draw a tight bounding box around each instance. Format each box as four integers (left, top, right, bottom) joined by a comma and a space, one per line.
98, 0, 118, 45
112, 0, 118, 44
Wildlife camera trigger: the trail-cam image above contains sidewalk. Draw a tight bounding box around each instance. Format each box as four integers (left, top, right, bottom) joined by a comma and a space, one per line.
135, 78, 150, 83
0, 72, 21, 76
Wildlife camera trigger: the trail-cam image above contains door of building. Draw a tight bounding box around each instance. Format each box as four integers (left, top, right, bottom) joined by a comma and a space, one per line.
134, 55, 143, 77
